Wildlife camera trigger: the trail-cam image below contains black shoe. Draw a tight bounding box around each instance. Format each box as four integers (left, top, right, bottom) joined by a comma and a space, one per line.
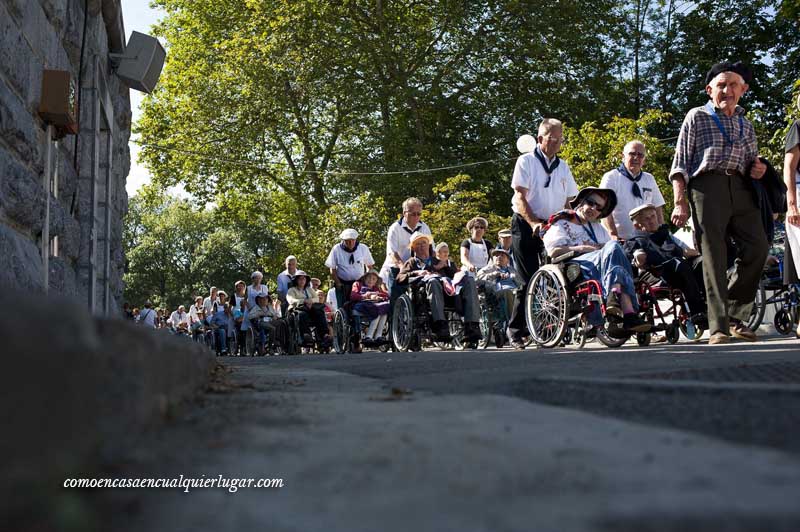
433, 321, 451, 341
362, 337, 376, 347
623, 314, 651, 333
464, 322, 482, 342
606, 322, 629, 339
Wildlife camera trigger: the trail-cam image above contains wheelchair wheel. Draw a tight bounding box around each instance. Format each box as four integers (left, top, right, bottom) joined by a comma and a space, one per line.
526, 266, 570, 348
447, 311, 465, 351
746, 280, 766, 331
392, 294, 416, 352
596, 326, 628, 348
636, 332, 651, 347
245, 327, 256, 355
665, 321, 680, 344
573, 315, 590, 349
774, 309, 795, 335
478, 306, 493, 349
333, 309, 350, 353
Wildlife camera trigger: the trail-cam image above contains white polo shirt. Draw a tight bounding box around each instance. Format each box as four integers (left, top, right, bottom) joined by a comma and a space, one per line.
380, 219, 432, 278
325, 242, 375, 282
511, 151, 578, 221
600, 168, 666, 240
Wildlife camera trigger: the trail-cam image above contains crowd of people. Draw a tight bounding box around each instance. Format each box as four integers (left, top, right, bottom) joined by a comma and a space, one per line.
125, 61, 800, 352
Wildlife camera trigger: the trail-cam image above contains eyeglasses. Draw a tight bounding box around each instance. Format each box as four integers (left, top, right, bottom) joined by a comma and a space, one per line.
583, 198, 606, 211
405, 211, 422, 217
472, 225, 486, 230
625, 151, 645, 158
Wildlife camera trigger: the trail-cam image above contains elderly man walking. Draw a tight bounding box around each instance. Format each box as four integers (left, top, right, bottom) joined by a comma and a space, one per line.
507, 118, 579, 348
600, 140, 666, 241
670, 61, 768, 345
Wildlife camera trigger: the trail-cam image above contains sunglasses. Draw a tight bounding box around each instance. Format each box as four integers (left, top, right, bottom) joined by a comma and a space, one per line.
583, 198, 606, 211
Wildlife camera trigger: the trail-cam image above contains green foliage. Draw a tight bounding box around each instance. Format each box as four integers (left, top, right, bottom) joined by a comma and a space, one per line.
423, 174, 511, 251
560, 110, 675, 211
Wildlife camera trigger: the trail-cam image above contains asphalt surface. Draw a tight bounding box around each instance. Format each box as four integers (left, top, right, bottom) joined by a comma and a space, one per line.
241, 334, 800, 452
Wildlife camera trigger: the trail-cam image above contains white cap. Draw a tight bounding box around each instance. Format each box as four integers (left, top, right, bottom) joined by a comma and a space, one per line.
339, 228, 359, 240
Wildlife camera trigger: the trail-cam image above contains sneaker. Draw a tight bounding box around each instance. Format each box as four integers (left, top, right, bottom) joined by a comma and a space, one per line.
730, 323, 758, 342
433, 321, 451, 342
708, 332, 730, 345
605, 291, 623, 320
509, 338, 526, 349
622, 314, 651, 333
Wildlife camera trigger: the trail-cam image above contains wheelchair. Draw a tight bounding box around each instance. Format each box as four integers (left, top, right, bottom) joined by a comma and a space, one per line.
747, 253, 800, 335
244, 318, 283, 356
285, 307, 331, 355
525, 251, 634, 349
392, 277, 476, 352
332, 305, 392, 354
476, 286, 511, 349
635, 280, 701, 345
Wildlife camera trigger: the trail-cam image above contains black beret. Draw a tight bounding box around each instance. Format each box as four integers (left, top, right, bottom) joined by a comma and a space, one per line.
705, 61, 752, 85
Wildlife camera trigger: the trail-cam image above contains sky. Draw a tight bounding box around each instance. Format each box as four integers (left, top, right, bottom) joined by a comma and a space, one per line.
120, 1, 166, 197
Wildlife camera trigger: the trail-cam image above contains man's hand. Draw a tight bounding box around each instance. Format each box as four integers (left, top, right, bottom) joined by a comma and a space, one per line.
574, 244, 599, 254
633, 250, 647, 268
787, 203, 800, 227
671, 200, 690, 228
530, 222, 542, 236
750, 158, 767, 180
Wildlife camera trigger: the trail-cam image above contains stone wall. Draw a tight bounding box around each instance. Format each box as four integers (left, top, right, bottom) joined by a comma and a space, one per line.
0, 0, 131, 313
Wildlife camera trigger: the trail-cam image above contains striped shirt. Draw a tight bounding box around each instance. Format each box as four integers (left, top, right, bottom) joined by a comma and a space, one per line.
669, 101, 758, 183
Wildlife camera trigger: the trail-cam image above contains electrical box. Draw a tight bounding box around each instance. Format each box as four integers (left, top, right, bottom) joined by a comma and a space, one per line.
38, 70, 78, 135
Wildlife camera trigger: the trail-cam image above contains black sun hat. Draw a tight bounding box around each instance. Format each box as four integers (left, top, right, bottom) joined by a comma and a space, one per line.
569, 187, 617, 219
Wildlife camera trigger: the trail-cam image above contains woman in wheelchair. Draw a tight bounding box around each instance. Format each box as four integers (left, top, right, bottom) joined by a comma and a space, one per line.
287, 271, 332, 348
350, 269, 390, 346
542, 187, 650, 334
396, 232, 482, 344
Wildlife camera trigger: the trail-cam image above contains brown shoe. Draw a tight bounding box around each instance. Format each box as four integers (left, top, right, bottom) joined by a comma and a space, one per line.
708, 332, 730, 345
730, 324, 758, 342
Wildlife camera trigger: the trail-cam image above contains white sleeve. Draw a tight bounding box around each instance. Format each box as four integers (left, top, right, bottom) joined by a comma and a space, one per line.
563, 163, 579, 197
386, 224, 400, 257
511, 155, 532, 191
324, 245, 337, 269
599, 170, 614, 189
542, 222, 571, 253
363, 245, 375, 267
652, 178, 667, 208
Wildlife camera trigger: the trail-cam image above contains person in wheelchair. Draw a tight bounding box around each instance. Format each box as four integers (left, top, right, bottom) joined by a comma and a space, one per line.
350, 269, 390, 347
477, 249, 518, 323
395, 233, 482, 344
287, 271, 332, 348
542, 187, 650, 334
625, 203, 708, 328
248, 293, 286, 355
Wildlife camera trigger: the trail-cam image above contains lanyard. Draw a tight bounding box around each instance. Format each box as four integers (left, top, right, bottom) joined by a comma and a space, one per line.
534, 147, 560, 187
582, 222, 598, 244
705, 102, 744, 146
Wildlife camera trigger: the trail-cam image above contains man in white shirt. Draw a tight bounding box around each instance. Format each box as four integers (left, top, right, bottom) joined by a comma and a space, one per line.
507, 118, 578, 348
600, 140, 666, 240
138, 301, 157, 328
379, 197, 432, 289
276, 255, 299, 307
326, 228, 375, 306
202, 286, 219, 316
169, 305, 189, 332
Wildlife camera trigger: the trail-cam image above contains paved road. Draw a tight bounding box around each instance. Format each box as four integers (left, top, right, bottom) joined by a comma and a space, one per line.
241, 334, 800, 452
94, 334, 800, 532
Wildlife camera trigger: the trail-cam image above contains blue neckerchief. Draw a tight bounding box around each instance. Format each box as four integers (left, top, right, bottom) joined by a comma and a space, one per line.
582, 222, 598, 244
534, 146, 560, 188
340, 240, 359, 264
398, 217, 421, 235
618, 163, 643, 199
705, 102, 744, 146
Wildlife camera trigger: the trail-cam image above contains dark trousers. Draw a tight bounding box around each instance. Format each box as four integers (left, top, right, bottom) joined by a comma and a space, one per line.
295, 305, 329, 340
508, 213, 543, 340
657, 257, 706, 315
688, 171, 768, 334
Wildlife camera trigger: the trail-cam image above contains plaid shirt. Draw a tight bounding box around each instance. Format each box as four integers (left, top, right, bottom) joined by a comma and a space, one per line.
669, 101, 758, 183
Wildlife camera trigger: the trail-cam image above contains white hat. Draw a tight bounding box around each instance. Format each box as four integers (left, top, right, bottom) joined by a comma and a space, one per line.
339, 228, 359, 240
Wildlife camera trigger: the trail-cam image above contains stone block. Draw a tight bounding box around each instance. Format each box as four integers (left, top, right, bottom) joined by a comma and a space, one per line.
0, 78, 41, 165
48, 254, 77, 295
0, 224, 45, 291
56, 142, 78, 203
0, 153, 46, 234
59, 212, 81, 261
0, 3, 33, 101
